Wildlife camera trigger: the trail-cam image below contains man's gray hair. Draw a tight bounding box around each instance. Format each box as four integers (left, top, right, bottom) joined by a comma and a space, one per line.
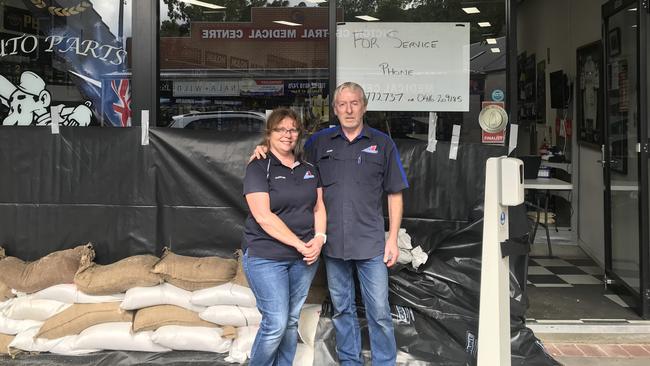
332, 82, 368, 107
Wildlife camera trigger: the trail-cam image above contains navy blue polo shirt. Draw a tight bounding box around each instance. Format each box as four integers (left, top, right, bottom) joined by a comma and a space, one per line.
242, 153, 320, 260
304, 124, 408, 260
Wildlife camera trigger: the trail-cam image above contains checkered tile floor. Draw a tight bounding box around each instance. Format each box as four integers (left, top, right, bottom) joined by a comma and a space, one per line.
527, 257, 605, 288
527, 256, 632, 310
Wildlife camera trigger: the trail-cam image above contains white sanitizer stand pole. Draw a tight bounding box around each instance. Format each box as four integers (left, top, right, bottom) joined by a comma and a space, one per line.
477, 157, 524, 366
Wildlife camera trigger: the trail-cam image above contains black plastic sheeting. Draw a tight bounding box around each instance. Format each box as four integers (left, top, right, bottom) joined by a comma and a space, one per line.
0, 127, 558, 365
0, 127, 254, 262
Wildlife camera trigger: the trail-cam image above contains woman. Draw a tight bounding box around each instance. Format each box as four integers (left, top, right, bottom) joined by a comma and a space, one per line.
242, 107, 326, 365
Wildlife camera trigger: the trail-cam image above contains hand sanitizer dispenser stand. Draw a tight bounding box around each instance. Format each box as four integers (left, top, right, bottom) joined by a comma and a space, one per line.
477, 157, 524, 366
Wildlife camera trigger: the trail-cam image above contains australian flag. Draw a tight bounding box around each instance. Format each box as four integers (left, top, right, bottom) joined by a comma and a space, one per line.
25, 0, 131, 126
102, 73, 132, 127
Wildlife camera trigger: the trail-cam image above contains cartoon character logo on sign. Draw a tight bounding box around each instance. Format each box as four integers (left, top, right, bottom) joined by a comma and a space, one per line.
0, 71, 93, 126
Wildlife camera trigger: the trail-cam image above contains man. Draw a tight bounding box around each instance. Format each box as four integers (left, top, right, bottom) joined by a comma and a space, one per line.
255, 82, 408, 365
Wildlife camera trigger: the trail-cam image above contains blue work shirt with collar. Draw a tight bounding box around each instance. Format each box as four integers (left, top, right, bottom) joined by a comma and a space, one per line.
242, 152, 320, 260
305, 124, 409, 260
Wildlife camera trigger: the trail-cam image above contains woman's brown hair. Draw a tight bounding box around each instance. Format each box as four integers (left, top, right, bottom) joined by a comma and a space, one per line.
261, 107, 305, 162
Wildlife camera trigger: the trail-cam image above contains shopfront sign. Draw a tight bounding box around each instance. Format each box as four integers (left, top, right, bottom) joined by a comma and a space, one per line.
336, 22, 469, 112
199, 26, 329, 41
0, 33, 127, 66
173, 80, 240, 97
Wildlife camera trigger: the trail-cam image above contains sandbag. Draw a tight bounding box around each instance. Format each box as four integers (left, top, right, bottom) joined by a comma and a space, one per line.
73, 322, 171, 352
151, 325, 232, 353
9, 325, 99, 356
224, 325, 259, 364
231, 250, 249, 288
36, 302, 133, 339
0, 315, 43, 336
13, 284, 124, 304
1, 297, 70, 321
294, 342, 314, 366
191, 282, 256, 308
0, 333, 14, 354
199, 305, 261, 327
0, 298, 12, 311
120, 283, 205, 312
151, 248, 237, 291
132, 305, 217, 332
0, 281, 14, 302
0, 244, 93, 294
74, 254, 162, 295
298, 304, 321, 347
0, 299, 43, 334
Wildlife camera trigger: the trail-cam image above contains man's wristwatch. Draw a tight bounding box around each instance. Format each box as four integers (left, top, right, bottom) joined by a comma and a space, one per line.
315, 232, 327, 244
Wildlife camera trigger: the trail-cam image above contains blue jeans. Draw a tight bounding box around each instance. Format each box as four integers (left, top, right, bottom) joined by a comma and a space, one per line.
324, 254, 397, 366
243, 251, 318, 366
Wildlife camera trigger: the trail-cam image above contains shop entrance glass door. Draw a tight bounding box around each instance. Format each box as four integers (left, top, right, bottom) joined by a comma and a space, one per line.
602, 0, 650, 318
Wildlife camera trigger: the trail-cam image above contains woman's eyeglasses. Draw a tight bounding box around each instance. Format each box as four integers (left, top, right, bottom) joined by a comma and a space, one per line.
272, 128, 300, 135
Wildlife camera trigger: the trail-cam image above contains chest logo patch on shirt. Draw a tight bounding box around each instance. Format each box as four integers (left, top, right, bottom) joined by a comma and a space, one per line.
303, 170, 315, 180
274, 176, 286, 180
362, 145, 379, 154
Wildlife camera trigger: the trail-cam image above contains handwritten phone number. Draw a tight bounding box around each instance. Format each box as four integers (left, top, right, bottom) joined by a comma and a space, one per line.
366, 92, 463, 103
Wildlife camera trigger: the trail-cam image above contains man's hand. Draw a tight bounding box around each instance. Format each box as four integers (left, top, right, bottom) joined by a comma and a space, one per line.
248, 145, 269, 163
302, 237, 324, 265
383, 237, 399, 267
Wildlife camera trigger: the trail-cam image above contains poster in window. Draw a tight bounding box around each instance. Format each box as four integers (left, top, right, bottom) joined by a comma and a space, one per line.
576, 40, 603, 148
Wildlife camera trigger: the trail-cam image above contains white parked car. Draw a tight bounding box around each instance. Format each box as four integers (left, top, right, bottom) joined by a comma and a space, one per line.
169, 111, 266, 132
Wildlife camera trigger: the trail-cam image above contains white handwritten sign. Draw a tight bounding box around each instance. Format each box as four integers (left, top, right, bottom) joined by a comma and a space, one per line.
336, 23, 469, 112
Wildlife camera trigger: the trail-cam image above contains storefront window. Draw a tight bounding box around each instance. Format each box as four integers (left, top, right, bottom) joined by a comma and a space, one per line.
159, 0, 332, 133
337, 0, 506, 143
0, 1, 132, 127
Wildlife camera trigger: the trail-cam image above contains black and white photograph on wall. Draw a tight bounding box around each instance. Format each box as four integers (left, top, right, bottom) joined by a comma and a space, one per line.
576, 40, 603, 148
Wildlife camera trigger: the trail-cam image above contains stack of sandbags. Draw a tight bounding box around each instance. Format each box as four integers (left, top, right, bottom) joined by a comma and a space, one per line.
0, 245, 164, 355
116, 248, 238, 353
0, 245, 322, 362
66, 251, 168, 352
0, 244, 93, 294
0, 244, 94, 355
